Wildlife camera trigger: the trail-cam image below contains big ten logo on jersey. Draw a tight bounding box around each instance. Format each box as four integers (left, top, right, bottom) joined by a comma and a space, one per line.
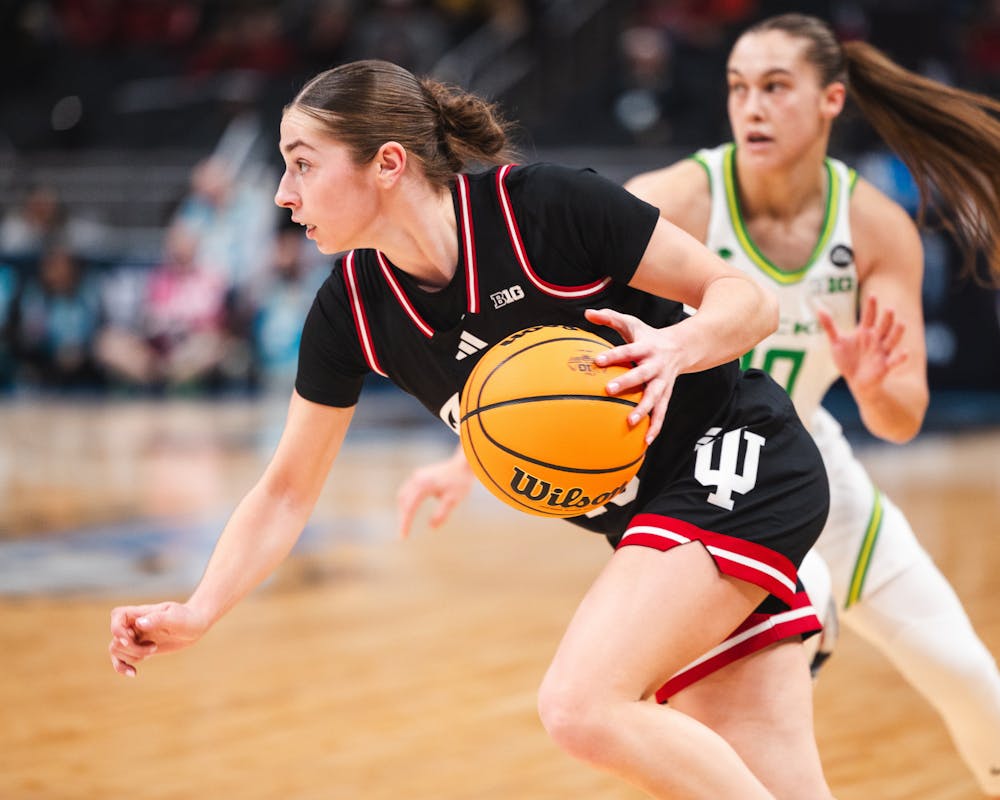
807, 274, 855, 295
490, 284, 525, 309
694, 426, 765, 510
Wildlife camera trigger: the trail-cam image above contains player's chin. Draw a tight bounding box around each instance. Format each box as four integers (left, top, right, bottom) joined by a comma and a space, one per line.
310, 233, 343, 255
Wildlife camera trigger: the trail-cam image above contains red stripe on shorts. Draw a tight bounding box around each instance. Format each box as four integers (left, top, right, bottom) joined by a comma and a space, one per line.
617, 513, 799, 606
655, 590, 821, 701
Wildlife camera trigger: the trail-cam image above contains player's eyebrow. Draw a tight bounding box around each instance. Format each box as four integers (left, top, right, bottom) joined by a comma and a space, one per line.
281, 138, 318, 155
727, 67, 794, 79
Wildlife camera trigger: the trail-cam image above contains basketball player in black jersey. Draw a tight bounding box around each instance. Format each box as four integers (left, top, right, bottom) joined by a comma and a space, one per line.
109, 60, 834, 799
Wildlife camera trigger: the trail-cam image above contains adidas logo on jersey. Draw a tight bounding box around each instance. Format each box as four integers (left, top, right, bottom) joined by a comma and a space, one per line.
455, 330, 489, 360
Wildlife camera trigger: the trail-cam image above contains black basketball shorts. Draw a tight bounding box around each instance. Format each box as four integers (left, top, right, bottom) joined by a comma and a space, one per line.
577, 369, 831, 699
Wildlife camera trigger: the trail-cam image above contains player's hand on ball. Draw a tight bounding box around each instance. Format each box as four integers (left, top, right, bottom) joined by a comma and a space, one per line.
586, 307, 682, 444
109, 601, 209, 677
397, 445, 474, 539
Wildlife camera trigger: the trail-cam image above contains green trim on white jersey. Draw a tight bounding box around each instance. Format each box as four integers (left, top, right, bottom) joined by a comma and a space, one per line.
694, 142, 860, 421
719, 143, 853, 284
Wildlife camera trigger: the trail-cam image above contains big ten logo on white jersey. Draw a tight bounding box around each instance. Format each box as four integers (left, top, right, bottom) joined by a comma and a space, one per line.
490, 284, 525, 309
694, 426, 765, 510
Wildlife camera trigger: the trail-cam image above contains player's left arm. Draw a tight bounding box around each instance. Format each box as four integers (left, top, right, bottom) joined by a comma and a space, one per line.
828, 179, 929, 443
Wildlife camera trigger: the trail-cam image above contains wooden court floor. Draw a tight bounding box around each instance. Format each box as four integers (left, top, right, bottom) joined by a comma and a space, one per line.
0, 395, 997, 799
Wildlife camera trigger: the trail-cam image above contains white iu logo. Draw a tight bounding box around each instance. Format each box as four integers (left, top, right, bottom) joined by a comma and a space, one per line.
694, 426, 765, 510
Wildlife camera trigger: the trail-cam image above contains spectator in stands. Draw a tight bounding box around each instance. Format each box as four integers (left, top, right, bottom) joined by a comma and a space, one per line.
95, 220, 245, 393
0, 184, 110, 262
12, 243, 105, 390
171, 155, 279, 293
0, 185, 66, 260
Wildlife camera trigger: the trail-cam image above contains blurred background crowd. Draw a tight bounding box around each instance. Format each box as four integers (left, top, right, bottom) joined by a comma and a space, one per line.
0, 0, 997, 424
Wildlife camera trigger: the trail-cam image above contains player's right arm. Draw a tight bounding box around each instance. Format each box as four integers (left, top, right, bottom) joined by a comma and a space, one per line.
109, 390, 355, 676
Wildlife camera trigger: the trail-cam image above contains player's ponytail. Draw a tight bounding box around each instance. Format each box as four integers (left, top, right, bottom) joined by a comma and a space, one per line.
747, 14, 1000, 283
843, 40, 1000, 283
288, 59, 517, 188
419, 77, 515, 179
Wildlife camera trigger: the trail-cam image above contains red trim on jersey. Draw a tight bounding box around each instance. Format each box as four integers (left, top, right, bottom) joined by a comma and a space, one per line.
455, 173, 479, 314
655, 591, 821, 701
495, 164, 612, 299
342, 250, 388, 377
375, 251, 435, 338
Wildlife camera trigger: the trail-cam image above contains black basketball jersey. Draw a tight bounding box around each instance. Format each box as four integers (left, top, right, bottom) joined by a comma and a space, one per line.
296, 163, 739, 474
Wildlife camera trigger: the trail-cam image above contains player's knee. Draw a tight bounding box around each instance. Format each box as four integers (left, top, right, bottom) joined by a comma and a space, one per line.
536, 681, 619, 764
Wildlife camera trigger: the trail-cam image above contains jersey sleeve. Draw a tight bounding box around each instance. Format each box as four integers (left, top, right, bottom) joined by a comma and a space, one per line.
505, 163, 660, 286
294, 262, 369, 407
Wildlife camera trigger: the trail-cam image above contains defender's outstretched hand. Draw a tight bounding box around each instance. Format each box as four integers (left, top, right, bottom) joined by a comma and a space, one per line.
109, 601, 209, 677
816, 295, 908, 395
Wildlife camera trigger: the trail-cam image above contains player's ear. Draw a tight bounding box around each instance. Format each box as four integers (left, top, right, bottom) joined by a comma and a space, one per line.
820, 80, 846, 121
374, 142, 407, 186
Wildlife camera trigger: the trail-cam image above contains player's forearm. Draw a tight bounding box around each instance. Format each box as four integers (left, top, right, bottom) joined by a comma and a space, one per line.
852, 374, 928, 443
186, 483, 314, 626
674, 273, 778, 374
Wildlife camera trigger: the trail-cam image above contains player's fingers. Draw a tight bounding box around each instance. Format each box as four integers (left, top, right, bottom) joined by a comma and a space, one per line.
110, 652, 136, 677
884, 321, 906, 353
644, 383, 672, 444
109, 607, 137, 640
586, 307, 642, 343
108, 633, 151, 667
814, 305, 840, 344
133, 609, 171, 636
628, 374, 664, 423
429, 495, 457, 528
885, 349, 909, 371
860, 295, 878, 329
397, 488, 423, 539
596, 342, 644, 371
110, 631, 157, 658
605, 364, 647, 397
875, 306, 896, 340
397, 472, 436, 538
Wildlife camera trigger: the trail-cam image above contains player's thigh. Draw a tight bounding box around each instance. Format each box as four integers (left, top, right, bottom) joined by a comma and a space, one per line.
542, 542, 767, 702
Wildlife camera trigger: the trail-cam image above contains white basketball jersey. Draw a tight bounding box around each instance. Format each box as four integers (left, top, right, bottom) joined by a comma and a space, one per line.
694, 143, 859, 422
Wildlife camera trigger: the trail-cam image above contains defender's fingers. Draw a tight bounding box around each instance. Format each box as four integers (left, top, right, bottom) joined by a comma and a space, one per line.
860, 295, 879, 329
814, 306, 840, 344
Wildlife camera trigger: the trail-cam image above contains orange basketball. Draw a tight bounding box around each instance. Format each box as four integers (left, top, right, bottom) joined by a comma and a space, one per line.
459, 325, 649, 518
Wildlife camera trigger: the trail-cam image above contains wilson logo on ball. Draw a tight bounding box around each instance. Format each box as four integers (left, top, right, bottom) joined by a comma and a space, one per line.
509, 466, 632, 512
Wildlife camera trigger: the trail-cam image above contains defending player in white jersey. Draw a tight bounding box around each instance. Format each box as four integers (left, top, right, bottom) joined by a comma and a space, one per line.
615, 14, 1000, 795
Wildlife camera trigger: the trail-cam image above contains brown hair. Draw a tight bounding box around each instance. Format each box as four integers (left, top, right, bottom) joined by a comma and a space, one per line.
744, 13, 1000, 284
287, 59, 517, 188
